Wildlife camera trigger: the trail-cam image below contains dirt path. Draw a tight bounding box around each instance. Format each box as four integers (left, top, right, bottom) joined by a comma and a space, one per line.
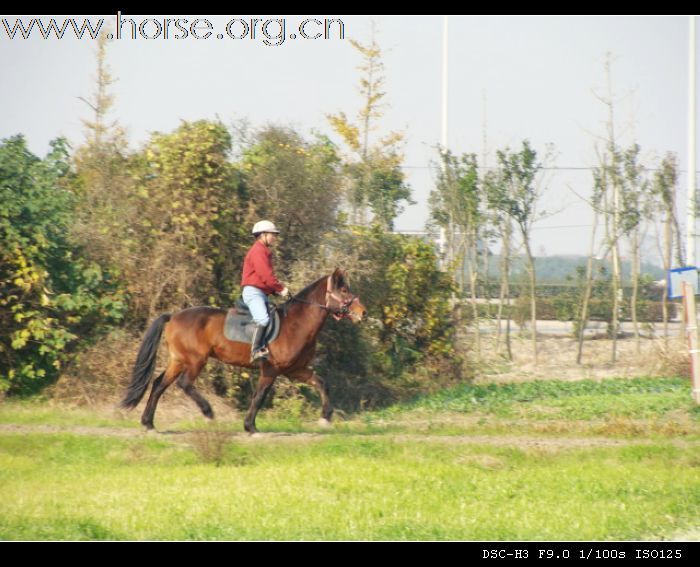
2, 423, 698, 450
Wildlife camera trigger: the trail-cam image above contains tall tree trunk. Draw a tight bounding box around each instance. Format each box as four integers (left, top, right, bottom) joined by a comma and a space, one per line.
577, 210, 599, 364
482, 240, 490, 319
468, 230, 480, 359
631, 228, 640, 353
496, 222, 513, 360
523, 235, 538, 364
609, 148, 622, 362
663, 212, 673, 345
672, 207, 684, 267
670, 202, 685, 340
604, 52, 622, 363
611, 237, 622, 362
496, 254, 505, 354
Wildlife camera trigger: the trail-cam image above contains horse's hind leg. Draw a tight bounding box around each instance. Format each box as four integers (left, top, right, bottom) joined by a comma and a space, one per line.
244, 366, 277, 434
177, 362, 214, 420
141, 360, 183, 430
290, 367, 333, 423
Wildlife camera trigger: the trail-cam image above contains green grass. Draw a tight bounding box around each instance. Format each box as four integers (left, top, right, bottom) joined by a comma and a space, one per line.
369, 376, 700, 436
0, 400, 136, 429
0, 376, 699, 540
0, 431, 698, 540
389, 377, 694, 416
4, 376, 696, 437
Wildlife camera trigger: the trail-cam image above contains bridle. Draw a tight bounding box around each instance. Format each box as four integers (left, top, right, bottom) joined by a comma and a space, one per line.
289, 277, 359, 321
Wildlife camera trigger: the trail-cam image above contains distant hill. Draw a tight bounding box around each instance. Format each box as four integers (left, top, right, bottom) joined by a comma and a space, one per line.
477, 254, 665, 283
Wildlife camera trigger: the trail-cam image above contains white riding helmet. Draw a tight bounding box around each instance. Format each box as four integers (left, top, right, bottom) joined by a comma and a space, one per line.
252, 220, 280, 235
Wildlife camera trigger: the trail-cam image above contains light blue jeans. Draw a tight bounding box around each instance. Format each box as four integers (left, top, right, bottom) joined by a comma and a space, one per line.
242, 286, 270, 327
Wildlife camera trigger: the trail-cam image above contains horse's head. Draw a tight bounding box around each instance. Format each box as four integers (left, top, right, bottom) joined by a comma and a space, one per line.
326, 268, 367, 323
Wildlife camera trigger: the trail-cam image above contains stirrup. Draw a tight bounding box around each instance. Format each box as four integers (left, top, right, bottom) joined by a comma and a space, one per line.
251, 347, 269, 362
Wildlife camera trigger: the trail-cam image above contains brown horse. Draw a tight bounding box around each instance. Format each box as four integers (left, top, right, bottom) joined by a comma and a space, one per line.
120, 269, 366, 433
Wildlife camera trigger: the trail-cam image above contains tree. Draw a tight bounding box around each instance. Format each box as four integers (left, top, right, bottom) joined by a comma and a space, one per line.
238, 125, 343, 280
328, 27, 412, 230
336, 226, 457, 377
0, 136, 125, 393
494, 141, 546, 363
576, 166, 603, 364
430, 150, 483, 356
620, 144, 651, 352
72, 32, 133, 303
652, 154, 681, 343
484, 169, 514, 360
594, 53, 627, 362
125, 120, 241, 322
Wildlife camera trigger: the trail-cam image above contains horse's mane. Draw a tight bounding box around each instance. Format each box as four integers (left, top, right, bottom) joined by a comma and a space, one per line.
295, 275, 328, 299
278, 275, 328, 316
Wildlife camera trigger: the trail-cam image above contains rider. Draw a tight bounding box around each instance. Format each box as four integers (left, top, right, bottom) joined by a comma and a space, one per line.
241, 220, 290, 361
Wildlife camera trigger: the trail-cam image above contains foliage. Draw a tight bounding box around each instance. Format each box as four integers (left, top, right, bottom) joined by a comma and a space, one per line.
620, 144, 651, 235
495, 140, 544, 235
327, 34, 413, 229
0, 136, 125, 394
334, 226, 456, 379
127, 120, 244, 321
651, 153, 683, 268
0, 34, 582, 403
430, 150, 483, 293
430, 151, 480, 231
238, 126, 342, 276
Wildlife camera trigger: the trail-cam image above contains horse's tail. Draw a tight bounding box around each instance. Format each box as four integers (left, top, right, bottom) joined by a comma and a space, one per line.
120, 313, 171, 409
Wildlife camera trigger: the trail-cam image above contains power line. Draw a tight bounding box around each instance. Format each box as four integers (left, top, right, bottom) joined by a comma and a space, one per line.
400, 164, 700, 174
531, 224, 593, 230
394, 224, 596, 234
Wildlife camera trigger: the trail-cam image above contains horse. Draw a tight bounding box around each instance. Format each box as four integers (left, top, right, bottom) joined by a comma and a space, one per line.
120, 269, 366, 433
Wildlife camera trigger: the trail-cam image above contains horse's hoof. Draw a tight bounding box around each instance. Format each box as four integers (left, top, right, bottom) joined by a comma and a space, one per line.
317, 418, 331, 428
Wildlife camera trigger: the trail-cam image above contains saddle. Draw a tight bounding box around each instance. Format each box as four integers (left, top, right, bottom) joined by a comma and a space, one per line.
223, 298, 281, 346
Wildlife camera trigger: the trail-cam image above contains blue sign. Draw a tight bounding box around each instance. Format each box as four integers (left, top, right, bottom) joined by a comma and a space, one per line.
667, 266, 698, 299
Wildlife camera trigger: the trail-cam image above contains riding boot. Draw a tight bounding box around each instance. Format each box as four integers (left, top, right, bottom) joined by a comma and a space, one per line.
251, 324, 269, 362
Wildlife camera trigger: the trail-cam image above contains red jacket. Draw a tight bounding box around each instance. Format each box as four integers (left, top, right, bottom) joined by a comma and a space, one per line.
241, 240, 284, 295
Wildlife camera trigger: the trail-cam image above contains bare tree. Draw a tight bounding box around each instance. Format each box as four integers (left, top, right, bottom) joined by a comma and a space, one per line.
576, 181, 601, 364
593, 53, 626, 362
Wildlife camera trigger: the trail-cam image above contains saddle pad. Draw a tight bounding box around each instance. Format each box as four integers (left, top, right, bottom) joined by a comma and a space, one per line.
223, 304, 281, 346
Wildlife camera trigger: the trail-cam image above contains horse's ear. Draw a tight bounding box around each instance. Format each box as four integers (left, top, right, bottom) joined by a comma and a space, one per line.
331, 267, 346, 289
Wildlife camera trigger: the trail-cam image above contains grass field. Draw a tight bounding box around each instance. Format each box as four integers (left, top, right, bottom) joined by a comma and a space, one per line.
1, 376, 699, 541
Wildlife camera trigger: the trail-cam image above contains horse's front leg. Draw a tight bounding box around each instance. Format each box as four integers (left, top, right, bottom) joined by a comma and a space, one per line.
290, 367, 333, 425
244, 364, 277, 433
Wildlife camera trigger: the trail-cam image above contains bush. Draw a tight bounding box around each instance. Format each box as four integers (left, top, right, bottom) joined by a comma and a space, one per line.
307, 225, 464, 410
0, 136, 125, 395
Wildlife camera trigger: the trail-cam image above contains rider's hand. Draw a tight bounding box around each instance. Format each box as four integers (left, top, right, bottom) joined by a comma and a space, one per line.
279, 287, 291, 299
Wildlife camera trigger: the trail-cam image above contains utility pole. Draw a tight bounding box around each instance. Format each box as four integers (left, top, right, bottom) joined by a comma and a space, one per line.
686, 16, 700, 405
688, 16, 697, 268
438, 15, 449, 268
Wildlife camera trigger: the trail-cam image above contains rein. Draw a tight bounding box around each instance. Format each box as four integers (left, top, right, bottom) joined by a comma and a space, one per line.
288, 277, 358, 320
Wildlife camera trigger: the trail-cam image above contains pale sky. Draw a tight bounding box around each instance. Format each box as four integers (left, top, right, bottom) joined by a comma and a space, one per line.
1, 15, 698, 259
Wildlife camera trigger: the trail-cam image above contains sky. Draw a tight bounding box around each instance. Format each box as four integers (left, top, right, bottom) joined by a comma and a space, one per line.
1, 14, 698, 260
